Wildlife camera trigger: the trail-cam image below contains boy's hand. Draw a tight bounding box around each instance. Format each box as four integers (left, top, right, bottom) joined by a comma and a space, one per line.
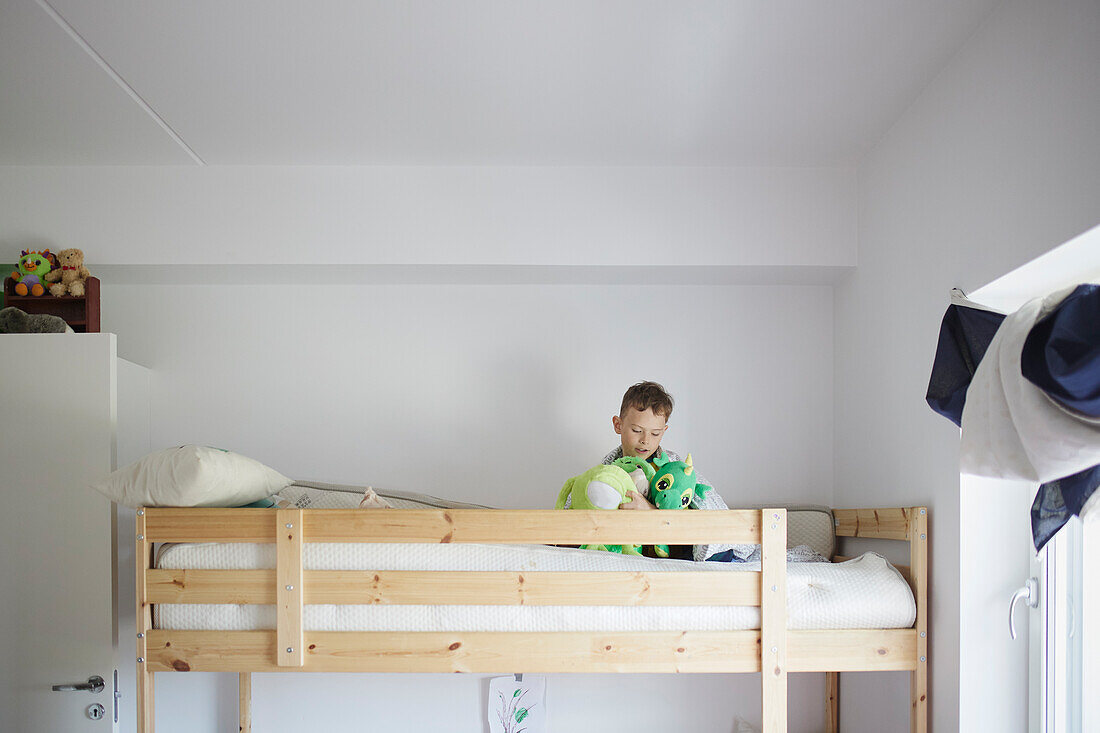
620, 490, 654, 510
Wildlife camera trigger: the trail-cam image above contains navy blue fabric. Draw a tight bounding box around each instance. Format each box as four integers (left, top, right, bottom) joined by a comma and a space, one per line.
704, 549, 742, 563
926, 303, 1006, 426
1021, 283, 1100, 418
1031, 464, 1100, 551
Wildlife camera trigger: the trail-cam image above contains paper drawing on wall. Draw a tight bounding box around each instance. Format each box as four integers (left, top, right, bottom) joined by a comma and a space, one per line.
488, 676, 545, 733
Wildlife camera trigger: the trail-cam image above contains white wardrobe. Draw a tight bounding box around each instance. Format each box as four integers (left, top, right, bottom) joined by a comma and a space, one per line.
0, 334, 149, 732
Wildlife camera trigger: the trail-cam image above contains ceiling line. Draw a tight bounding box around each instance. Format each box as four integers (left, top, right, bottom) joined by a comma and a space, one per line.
35, 0, 206, 165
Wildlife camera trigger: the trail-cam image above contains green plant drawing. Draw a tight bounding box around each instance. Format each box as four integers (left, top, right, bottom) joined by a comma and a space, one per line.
495, 685, 537, 733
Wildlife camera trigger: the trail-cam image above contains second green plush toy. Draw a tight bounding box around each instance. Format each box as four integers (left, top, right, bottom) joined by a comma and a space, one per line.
554, 463, 645, 555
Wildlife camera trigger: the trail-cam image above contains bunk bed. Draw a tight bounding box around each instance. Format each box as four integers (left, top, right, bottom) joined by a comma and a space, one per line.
134, 505, 928, 733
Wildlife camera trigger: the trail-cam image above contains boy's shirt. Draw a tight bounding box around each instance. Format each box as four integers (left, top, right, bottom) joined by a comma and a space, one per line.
600, 445, 738, 562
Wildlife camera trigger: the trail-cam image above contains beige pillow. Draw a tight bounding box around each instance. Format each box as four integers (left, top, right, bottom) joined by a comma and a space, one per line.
91, 445, 291, 508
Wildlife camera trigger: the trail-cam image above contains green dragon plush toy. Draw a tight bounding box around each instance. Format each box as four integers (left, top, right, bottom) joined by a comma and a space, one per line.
10, 250, 53, 297
554, 454, 711, 557
638, 453, 711, 557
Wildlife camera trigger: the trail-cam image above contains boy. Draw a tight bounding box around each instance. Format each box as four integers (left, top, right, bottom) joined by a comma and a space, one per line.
603, 381, 737, 562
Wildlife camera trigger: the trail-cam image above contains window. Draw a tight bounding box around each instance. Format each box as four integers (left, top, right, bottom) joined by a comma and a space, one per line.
1035, 518, 1083, 731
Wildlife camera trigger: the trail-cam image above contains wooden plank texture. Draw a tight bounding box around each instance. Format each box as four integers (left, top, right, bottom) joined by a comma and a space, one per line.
833, 507, 911, 540
143, 628, 919, 674
144, 630, 763, 674
238, 673, 251, 733
760, 508, 788, 733
136, 509, 154, 733
787, 630, 918, 672
909, 507, 929, 732
826, 671, 838, 733
142, 508, 761, 545
143, 508, 274, 542
146, 569, 762, 607
276, 510, 304, 667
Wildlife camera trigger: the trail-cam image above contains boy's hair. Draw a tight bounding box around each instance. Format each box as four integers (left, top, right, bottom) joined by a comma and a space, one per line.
620, 381, 674, 419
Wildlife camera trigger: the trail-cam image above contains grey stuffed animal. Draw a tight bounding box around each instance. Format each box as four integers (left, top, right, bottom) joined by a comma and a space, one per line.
0, 306, 72, 333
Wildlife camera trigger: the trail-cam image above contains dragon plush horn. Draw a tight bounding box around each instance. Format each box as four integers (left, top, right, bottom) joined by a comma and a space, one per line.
684, 453, 694, 476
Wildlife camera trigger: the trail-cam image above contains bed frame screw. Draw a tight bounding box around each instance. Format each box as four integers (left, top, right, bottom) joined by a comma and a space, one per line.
771, 524, 777, 530
771, 585, 777, 592
286, 647, 294, 654
771, 646, 778, 653
920, 632, 926, 638
920, 656, 926, 663
137, 633, 144, 639
137, 509, 144, 516
772, 513, 779, 520
285, 523, 294, 529
285, 585, 294, 591
136, 535, 144, 541
920, 509, 926, 515
137, 657, 144, 663
920, 534, 926, 540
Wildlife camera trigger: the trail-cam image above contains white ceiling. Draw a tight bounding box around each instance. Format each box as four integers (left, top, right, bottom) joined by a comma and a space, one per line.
2, 0, 1001, 166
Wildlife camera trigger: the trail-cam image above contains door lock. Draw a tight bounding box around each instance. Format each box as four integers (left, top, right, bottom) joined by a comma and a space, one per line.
86, 703, 105, 721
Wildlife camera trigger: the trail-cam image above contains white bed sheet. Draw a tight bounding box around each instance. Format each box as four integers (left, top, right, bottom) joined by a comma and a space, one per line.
154, 541, 915, 632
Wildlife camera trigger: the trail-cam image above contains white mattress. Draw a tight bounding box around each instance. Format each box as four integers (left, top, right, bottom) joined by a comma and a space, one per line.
154, 542, 915, 632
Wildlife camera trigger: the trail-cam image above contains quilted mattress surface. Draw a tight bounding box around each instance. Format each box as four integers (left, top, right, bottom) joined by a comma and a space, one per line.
154, 541, 915, 632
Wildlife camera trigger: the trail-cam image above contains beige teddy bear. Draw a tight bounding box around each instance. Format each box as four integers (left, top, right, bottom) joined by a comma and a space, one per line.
45, 248, 91, 297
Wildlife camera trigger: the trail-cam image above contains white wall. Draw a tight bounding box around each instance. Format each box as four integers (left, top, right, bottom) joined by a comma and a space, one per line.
835, 0, 1100, 730
103, 279, 833, 732
107, 283, 833, 508
0, 166, 855, 267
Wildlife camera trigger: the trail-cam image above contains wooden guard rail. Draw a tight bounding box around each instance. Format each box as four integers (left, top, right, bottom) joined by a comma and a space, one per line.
135, 506, 927, 733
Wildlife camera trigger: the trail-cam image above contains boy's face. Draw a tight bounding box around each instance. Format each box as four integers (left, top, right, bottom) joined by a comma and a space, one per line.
612, 407, 668, 460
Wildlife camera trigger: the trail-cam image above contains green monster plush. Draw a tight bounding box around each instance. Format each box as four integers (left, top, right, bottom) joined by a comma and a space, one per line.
554, 463, 648, 555
10, 250, 53, 297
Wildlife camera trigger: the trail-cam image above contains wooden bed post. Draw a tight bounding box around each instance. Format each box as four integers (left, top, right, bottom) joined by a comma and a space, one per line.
825, 671, 839, 732
277, 509, 305, 668
238, 673, 252, 733
761, 509, 787, 732
909, 507, 928, 733
136, 509, 155, 733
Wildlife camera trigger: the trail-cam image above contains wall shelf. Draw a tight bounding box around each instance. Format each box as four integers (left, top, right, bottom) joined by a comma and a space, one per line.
3, 276, 101, 332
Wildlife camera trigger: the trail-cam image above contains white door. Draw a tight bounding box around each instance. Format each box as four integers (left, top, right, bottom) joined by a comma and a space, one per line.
0, 334, 121, 731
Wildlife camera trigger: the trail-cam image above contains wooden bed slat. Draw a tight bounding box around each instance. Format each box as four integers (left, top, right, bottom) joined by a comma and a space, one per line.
142, 629, 918, 674
787, 629, 918, 671
144, 629, 763, 674
142, 508, 762, 545
146, 568, 763, 606
833, 508, 911, 540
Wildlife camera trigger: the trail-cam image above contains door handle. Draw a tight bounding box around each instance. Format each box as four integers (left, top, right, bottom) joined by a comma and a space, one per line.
52, 675, 105, 693
1008, 577, 1038, 640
